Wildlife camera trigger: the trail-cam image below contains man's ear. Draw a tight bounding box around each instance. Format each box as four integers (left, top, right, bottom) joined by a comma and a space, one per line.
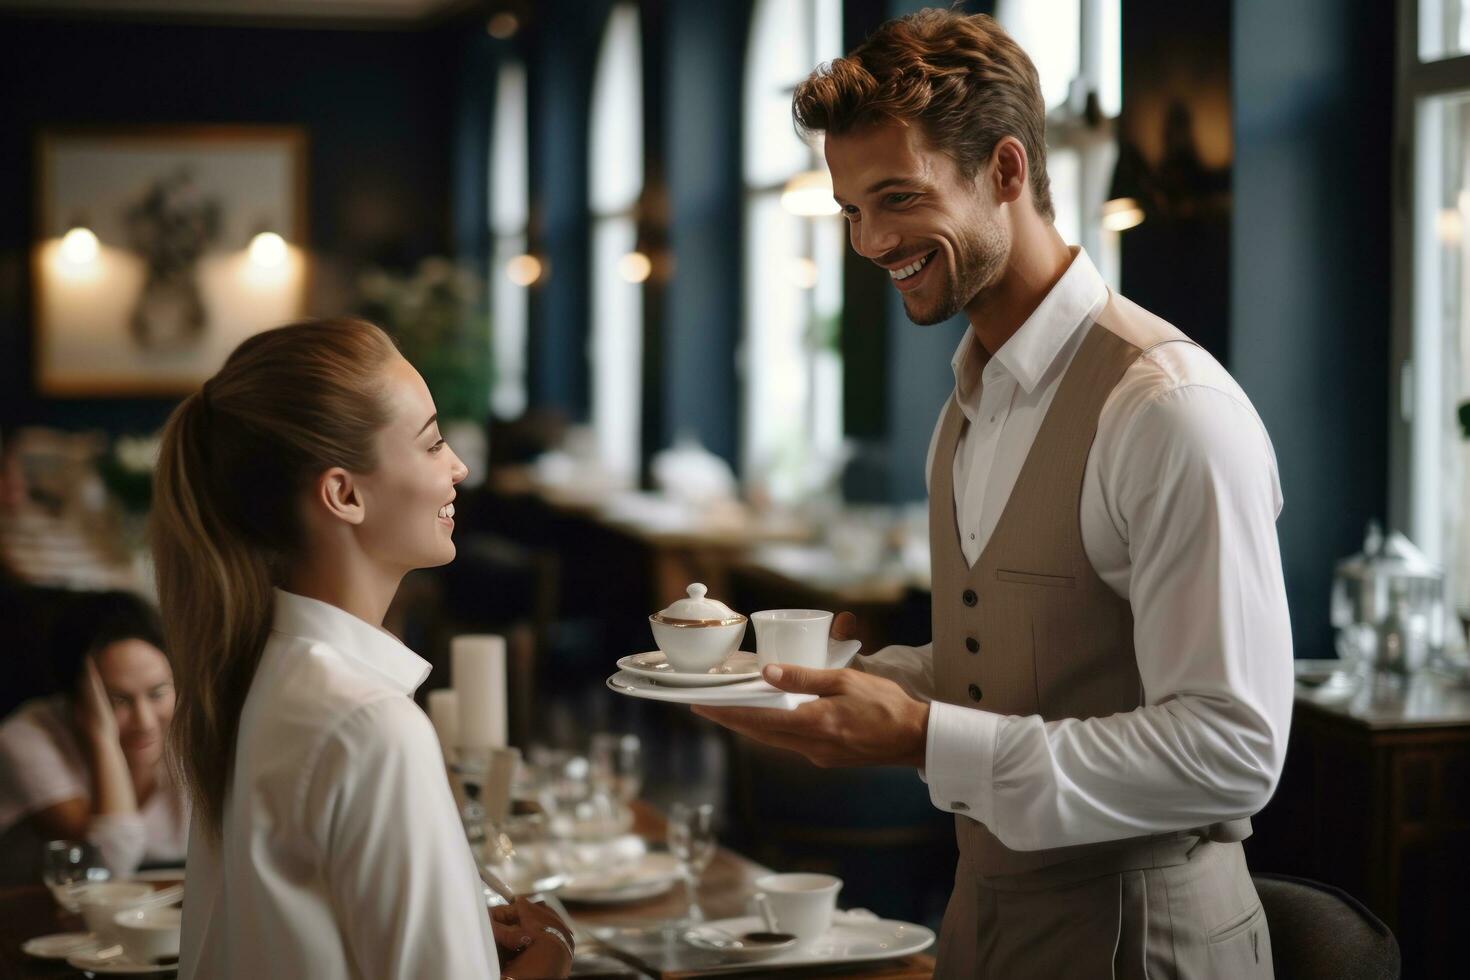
314, 467, 366, 527
990, 136, 1029, 206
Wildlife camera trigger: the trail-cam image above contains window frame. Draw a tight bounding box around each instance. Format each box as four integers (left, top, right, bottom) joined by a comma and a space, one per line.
1389, 0, 1470, 562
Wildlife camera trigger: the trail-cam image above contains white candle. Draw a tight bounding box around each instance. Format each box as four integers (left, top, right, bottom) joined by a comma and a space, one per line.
426, 689, 458, 759
452, 634, 507, 749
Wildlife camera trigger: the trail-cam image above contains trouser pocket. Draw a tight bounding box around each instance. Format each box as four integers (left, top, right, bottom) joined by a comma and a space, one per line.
1206, 902, 1272, 977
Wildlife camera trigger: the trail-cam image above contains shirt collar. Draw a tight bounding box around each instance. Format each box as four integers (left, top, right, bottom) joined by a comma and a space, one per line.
271, 588, 430, 696
951, 246, 1109, 399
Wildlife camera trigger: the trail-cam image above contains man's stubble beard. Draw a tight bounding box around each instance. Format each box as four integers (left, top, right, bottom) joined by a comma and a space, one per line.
902, 216, 1010, 327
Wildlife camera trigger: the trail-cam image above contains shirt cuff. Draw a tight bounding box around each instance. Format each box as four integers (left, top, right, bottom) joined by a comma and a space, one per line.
924, 701, 1002, 827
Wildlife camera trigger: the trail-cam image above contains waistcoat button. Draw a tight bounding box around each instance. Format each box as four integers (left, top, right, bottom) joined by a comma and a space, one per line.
965, 637, 979, 654
968, 683, 982, 702
962, 589, 977, 607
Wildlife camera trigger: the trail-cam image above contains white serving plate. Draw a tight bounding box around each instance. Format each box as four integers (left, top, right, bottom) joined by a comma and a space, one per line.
680, 912, 934, 972
607, 672, 812, 709
615, 651, 761, 687
607, 639, 861, 709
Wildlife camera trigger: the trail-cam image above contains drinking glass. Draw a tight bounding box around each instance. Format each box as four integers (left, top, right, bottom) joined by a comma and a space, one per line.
589, 733, 642, 805
42, 840, 108, 913
667, 802, 716, 924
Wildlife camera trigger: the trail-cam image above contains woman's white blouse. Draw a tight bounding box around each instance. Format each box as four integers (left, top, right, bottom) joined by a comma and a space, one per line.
179, 589, 498, 980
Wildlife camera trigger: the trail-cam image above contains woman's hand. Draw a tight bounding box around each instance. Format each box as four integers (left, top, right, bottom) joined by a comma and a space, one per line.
73, 654, 138, 820
492, 898, 574, 979
75, 656, 120, 748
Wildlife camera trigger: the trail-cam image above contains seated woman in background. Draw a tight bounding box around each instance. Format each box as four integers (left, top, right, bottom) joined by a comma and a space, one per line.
0, 590, 188, 884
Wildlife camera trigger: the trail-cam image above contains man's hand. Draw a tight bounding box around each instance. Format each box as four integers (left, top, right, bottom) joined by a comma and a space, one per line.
691, 663, 929, 768
491, 898, 573, 979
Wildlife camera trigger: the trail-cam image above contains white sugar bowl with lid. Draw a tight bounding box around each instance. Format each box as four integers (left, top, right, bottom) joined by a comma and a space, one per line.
649, 583, 748, 673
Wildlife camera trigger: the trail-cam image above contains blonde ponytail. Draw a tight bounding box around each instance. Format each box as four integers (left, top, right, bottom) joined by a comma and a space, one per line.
149, 319, 397, 839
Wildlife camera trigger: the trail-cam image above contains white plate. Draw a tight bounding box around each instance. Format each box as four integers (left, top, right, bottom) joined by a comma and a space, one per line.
608, 671, 811, 709
562, 853, 682, 905
21, 932, 102, 959
616, 651, 761, 687
680, 912, 933, 972
66, 949, 177, 975
608, 639, 862, 709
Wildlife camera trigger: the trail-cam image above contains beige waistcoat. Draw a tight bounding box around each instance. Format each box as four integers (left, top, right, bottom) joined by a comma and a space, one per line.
929, 295, 1251, 880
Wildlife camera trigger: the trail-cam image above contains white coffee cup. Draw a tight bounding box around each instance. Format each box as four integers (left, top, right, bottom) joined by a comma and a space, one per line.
75, 882, 155, 945
113, 906, 181, 963
751, 610, 833, 670
752, 872, 842, 945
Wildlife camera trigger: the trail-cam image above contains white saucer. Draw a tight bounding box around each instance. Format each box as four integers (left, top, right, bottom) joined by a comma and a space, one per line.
562, 853, 682, 904
66, 949, 177, 975
21, 931, 102, 959
616, 651, 761, 687
681, 912, 933, 971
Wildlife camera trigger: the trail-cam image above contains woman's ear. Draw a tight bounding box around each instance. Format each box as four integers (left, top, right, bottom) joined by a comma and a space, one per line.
315, 468, 366, 527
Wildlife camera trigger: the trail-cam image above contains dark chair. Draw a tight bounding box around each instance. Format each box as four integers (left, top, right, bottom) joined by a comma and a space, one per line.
1252, 873, 1400, 980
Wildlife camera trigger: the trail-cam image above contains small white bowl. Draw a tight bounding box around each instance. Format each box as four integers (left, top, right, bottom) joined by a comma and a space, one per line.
649, 617, 747, 673
76, 882, 156, 942
113, 906, 181, 964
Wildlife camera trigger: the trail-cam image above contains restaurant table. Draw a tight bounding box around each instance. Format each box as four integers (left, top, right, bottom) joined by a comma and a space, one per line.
0, 802, 934, 979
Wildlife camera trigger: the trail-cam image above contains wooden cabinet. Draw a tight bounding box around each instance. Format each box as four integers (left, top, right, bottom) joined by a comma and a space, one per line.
1246, 667, 1470, 979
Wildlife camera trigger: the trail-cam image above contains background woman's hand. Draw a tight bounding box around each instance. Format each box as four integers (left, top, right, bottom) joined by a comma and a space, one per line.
75, 655, 120, 748
492, 897, 574, 978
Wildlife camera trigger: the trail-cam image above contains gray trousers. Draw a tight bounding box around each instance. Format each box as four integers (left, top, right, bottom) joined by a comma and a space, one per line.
934, 840, 1273, 979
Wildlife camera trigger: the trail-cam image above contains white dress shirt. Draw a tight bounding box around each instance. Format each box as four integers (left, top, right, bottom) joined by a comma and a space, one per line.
861, 248, 1295, 851
179, 589, 498, 980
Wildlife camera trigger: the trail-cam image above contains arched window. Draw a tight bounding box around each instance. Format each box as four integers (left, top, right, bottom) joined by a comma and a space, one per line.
588, 4, 645, 483
997, 0, 1122, 284
742, 0, 844, 503
489, 59, 529, 420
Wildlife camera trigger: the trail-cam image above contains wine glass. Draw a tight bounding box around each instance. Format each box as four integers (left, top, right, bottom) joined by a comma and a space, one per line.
42, 840, 108, 913
589, 733, 642, 805
667, 802, 716, 924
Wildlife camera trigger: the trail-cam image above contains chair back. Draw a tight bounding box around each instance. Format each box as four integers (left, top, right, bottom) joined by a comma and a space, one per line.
1253, 873, 1400, 980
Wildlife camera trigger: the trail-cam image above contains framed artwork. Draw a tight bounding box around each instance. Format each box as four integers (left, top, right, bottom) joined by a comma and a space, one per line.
33, 126, 308, 396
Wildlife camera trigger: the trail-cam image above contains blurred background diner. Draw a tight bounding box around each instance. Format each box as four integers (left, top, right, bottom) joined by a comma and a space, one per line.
0, 0, 1463, 977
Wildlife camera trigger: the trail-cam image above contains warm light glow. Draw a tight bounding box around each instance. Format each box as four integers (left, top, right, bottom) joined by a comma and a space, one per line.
248, 231, 289, 269
59, 227, 100, 266
1438, 207, 1464, 246
780, 169, 841, 217
487, 12, 519, 38
618, 250, 652, 284
1101, 197, 1145, 232
788, 256, 819, 289
505, 253, 543, 287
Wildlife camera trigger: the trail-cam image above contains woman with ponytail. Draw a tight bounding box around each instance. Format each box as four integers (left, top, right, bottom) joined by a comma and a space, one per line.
153, 319, 570, 979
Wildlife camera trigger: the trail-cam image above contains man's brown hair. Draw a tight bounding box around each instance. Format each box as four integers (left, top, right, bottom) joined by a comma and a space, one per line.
793, 8, 1053, 222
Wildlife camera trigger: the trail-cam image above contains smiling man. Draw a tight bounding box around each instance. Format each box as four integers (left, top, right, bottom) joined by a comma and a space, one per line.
693, 9, 1293, 978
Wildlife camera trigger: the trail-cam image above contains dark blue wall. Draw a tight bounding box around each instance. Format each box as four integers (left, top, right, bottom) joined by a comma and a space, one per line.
524, 1, 611, 423
0, 15, 459, 436
660, 0, 749, 466
1231, 0, 1393, 658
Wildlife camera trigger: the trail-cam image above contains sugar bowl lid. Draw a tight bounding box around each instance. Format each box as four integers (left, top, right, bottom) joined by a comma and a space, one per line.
652, 583, 745, 626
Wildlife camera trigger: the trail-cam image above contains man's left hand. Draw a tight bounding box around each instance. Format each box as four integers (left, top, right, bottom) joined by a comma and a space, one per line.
692, 664, 929, 769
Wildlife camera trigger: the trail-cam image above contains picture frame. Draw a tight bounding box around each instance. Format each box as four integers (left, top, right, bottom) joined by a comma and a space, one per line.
33, 125, 308, 397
